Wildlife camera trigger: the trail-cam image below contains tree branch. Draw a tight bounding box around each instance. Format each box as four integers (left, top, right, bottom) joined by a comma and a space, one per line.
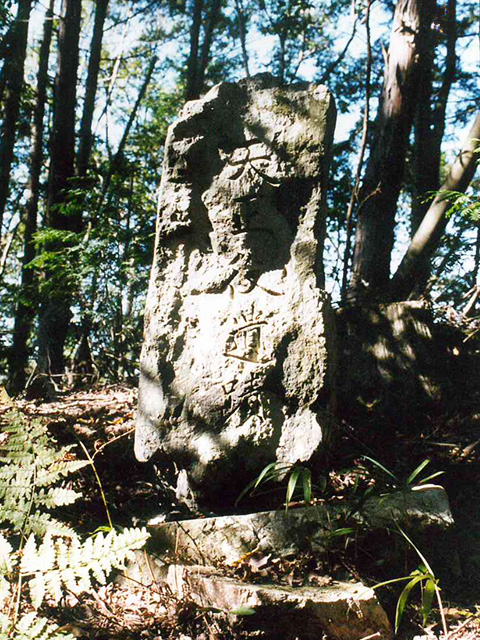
391, 110, 480, 300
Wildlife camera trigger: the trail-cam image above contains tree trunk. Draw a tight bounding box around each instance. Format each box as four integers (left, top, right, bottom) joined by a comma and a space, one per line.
100, 55, 157, 206
196, 0, 222, 92
185, 0, 204, 101
77, 0, 109, 178
8, 0, 55, 394
409, 0, 456, 296
38, 0, 82, 378
234, 0, 250, 78
184, 0, 222, 100
391, 110, 480, 300
347, 0, 435, 301
0, 0, 32, 238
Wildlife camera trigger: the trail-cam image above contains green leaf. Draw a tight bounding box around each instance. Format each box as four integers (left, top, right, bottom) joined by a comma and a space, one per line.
397, 527, 434, 576
421, 578, 436, 626
230, 606, 256, 616
406, 459, 430, 486
286, 467, 302, 508
361, 456, 398, 483
395, 574, 426, 633
236, 462, 291, 505
302, 468, 312, 504
417, 470, 445, 485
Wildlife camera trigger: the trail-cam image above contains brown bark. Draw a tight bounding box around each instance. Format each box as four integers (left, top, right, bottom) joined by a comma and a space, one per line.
0, 0, 32, 238
77, 0, 109, 178
38, 0, 82, 378
8, 0, 55, 394
408, 0, 456, 296
185, 0, 204, 100
391, 110, 480, 300
348, 0, 435, 301
234, 0, 250, 78
184, 0, 222, 100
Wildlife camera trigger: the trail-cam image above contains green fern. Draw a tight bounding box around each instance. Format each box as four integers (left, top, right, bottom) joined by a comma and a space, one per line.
0, 400, 150, 638
0, 612, 77, 640
21, 527, 149, 608
0, 409, 88, 536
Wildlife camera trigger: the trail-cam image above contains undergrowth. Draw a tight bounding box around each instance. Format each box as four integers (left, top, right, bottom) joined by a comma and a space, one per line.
0, 392, 149, 639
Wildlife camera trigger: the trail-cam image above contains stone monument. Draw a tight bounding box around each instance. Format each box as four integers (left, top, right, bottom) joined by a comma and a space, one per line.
135, 74, 337, 506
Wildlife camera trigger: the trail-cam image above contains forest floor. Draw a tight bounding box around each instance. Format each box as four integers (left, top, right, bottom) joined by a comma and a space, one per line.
5, 383, 480, 639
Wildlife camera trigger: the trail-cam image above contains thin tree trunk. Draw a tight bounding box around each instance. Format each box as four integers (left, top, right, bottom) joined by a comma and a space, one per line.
341, 0, 372, 302
77, 0, 109, 178
8, 0, 55, 394
38, 0, 82, 378
391, 110, 480, 300
101, 55, 157, 204
196, 0, 222, 92
0, 0, 32, 239
185, 0, 204, 101
234, 0, 250, 78
348, 0, 435, 301
72, 0, 109, 383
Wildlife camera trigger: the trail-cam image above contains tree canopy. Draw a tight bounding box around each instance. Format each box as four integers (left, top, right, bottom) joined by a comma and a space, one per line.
0, 0, 478, 392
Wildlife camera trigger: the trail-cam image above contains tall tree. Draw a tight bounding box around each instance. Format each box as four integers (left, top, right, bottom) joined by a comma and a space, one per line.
407, 0, 457, 295
348, 0, 436, 301
77, 0, 109, 178
184, 0, 223, 100
0, 0, 32, 238
37, 0, 82, 378
8, 0, 55, 393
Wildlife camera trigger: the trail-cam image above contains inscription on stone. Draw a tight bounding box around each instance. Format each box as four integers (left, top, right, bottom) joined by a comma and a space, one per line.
224, 304, 273, 365
135, 74, 337, 506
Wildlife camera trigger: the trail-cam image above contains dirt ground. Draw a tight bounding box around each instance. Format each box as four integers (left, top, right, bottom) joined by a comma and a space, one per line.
3, 384, 480, 639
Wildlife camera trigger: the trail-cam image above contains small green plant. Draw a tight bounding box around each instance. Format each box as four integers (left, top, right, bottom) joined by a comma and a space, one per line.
0, 399, 150, 639
236, 462, 315, 510
373, 527, 448, 636
361, 456, 444, 492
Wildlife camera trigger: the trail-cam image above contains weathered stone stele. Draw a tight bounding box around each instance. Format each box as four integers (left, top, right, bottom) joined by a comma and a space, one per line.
135, 74, 337, 504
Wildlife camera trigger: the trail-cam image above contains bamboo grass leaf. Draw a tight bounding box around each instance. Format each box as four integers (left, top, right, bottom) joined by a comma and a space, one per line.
395, 574, 426, 633
406, 459, 431, 486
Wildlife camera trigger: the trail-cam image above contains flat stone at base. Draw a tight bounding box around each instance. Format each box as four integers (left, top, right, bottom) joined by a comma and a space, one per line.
165, 564, 393, 640
148, 486, 456, 568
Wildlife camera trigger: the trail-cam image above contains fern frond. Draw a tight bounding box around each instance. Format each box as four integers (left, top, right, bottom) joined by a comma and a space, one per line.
25, 512, 74, 538
20, 528, 150, 607
0, 534, 15, 574
35, 487, 83, 508
36, 459, 89, 487
0, 577, 10, 609
0, 410, 86, 535
0, 406, 150, 629
0, 612, 77, 640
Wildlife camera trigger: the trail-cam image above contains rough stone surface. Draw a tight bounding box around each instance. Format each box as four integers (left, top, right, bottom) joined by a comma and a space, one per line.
165, 565, 393, 640
361, 484, 454, 529
135, 74, 337, 503
148, 485, 456, 568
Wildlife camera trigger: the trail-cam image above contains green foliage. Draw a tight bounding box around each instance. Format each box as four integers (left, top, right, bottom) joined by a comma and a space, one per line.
237, 462, 316, 510
0, 409, 89, 537
0, 612, 76, 640
20, 527, 149, 609
0, 401, 150, 638
361, 457, 444, 492
425, 189, 480, 221
373, 528, 447, 635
